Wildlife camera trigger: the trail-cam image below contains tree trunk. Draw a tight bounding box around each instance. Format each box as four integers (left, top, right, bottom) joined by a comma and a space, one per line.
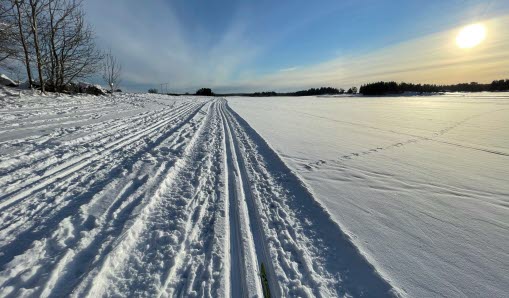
13, 0, 32, 88
29, 0, 44, 93
49, 11, 58, 90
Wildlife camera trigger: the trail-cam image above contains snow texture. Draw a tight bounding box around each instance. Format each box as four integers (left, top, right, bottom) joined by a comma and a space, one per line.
229, 93, 509, 298
0, 89, 396, 297
0, 75, 17, 87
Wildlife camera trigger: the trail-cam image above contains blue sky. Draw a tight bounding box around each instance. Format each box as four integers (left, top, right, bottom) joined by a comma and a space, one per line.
85, 0, 509, 92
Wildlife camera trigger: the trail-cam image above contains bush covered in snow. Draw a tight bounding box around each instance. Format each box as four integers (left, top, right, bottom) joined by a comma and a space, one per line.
0, 74, 18, 87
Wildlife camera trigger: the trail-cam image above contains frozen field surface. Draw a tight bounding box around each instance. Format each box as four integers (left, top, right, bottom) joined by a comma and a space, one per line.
229, 93, 509, 297
0, 89, 397, 297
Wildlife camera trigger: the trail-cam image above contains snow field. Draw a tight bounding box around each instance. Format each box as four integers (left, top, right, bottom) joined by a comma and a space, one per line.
0, 90, 396, 297
229, 93, 509, 297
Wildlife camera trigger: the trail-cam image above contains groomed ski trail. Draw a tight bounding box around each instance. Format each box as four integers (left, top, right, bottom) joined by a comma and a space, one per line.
0, 91, 398, 297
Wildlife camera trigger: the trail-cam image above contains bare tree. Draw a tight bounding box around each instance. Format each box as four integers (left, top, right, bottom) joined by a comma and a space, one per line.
54, 5, 102, 90
102, 49, 121, 94
11, 0, 33, 88
4, 0, 102, 92
27, 0, 46, 92
0, 2, 20, 68
37, 0, 102, 91
43, 0, 79, 90
42, 0, 59, 89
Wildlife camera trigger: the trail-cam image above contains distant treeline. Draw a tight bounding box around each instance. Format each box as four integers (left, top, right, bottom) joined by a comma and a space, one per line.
153, 79, 509, 97
250, 86, 357, 97
195, 88, 214, 96
359, 79, 509, 95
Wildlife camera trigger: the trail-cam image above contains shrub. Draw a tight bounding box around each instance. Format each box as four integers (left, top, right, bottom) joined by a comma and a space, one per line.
195, 88, 214, 96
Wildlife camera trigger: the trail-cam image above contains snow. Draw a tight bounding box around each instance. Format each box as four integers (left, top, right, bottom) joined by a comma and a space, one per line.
2, 88, 506, 297
228, 93, 509, 297
0, 75, 17, 87
0, 89, 396, 297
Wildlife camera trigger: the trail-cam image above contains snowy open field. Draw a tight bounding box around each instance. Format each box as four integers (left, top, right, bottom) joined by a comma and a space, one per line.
229, 93, 509, 297
0, 89, 507, 297
0, 89, 394, 297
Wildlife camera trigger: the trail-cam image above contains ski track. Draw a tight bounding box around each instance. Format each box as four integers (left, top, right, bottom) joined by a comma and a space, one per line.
0, 91, 397, 297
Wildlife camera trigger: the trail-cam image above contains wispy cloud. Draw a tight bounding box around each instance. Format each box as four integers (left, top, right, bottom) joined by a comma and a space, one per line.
224, 14, 509, 92
279, 67, 299, 72
86, 0, 264, 92
85, 0, 509, 93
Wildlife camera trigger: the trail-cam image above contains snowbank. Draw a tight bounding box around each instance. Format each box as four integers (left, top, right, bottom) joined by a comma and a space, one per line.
229, 93, 509, 297
0, 74, 18, 87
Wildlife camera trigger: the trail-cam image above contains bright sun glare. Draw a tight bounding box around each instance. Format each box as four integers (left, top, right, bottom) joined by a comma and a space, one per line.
456, 24, 486, 49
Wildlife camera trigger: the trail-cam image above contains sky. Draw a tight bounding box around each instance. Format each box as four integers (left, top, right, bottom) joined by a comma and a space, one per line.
84, 0, 509, 93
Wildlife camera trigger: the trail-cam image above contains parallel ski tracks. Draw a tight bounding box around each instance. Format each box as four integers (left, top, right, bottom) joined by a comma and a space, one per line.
0, 102, 186, 170
0, 102, 203, 211
74, 101, 217, 297
0, 99, 213, 297
0, 95, 397, 298
227, 101, 284, 297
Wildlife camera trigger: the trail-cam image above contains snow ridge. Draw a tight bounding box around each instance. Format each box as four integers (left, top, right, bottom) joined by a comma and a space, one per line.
0, 91, 398, 297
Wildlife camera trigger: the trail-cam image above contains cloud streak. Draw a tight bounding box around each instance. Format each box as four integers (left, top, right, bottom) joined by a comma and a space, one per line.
85, 0, 509, 93
225, 14, 509, 92
86, 0, 263, 92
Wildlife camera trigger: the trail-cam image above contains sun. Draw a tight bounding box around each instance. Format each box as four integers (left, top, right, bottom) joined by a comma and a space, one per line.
456, 24, 486, 49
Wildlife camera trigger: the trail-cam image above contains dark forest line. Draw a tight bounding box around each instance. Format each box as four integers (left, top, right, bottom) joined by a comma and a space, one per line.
151, 79, 509, 97
215, 86, 358, 97
212, 79, 509, 97
358, 79, 509, 95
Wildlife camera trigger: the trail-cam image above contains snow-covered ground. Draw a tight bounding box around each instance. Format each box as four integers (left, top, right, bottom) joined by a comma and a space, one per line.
229, 93, 509, 297
0, 89, 396, 297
